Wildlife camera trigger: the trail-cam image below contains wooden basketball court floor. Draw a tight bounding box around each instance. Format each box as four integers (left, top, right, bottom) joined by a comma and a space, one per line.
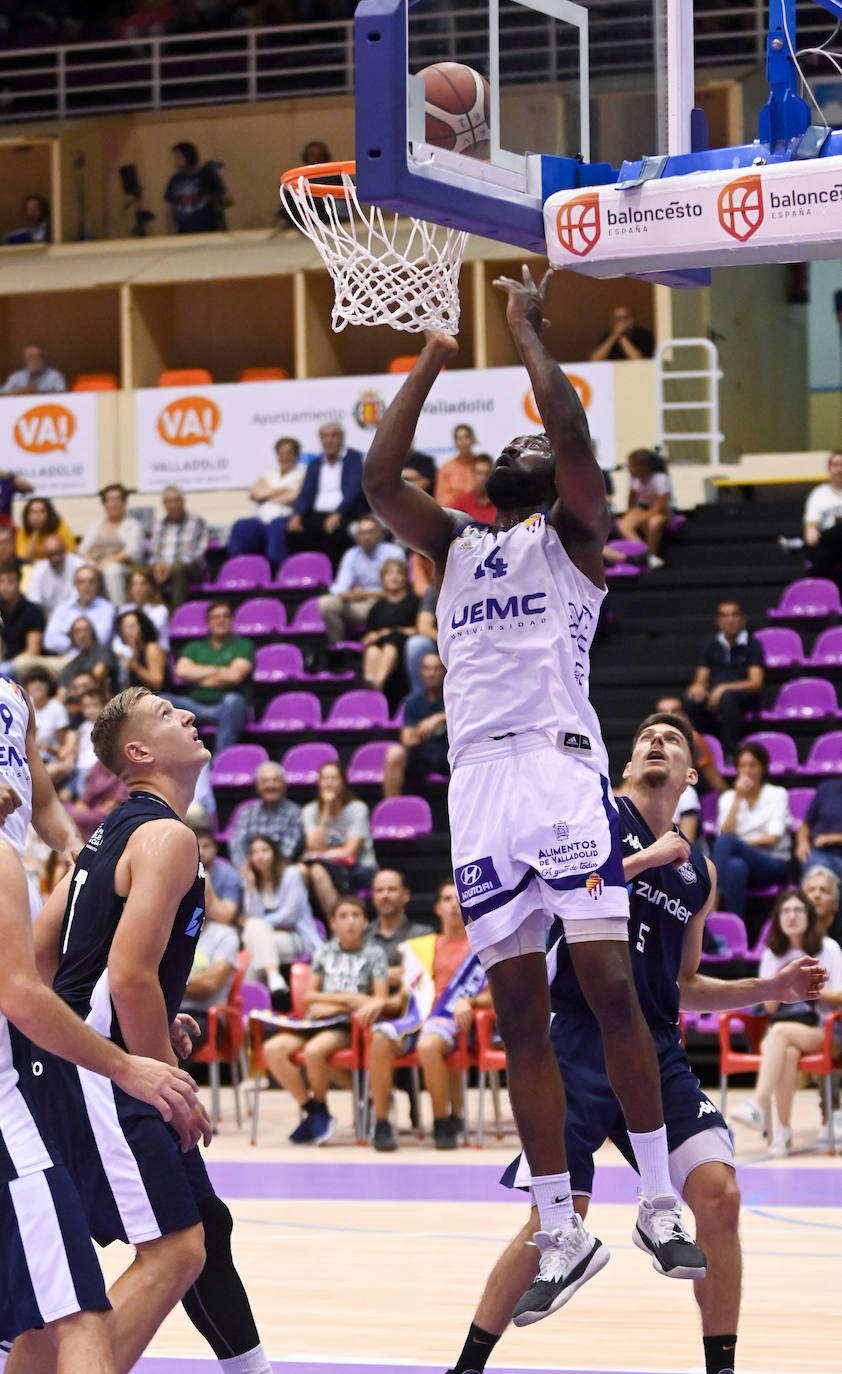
118, 1083, 840, 1374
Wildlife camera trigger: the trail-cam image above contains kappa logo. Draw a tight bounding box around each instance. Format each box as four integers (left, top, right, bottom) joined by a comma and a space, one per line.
624, 831, 644, 852
586, 872, 603, 901
459, 863, 483, 886
697, 1099, 717, 1118
718, 173, 764, 243
555, 191, 601, 257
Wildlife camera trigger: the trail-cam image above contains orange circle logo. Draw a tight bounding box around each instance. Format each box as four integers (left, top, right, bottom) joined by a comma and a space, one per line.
157, 396, 221, 447
14, 403, 77, 454
524, 372, 591, 424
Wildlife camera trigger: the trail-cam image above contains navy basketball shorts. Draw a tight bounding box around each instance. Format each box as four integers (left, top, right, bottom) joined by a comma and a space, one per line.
0, 1162, 109, 1343
26, 1048, 215, 1247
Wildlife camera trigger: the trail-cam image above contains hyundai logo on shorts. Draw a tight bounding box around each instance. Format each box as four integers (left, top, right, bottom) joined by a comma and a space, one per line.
455, 856, 502, 904
460, 863, 483, 886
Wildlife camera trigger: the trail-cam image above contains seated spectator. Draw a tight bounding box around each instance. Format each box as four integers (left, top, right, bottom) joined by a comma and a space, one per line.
369, 880, 491, 1152
731, 887, 842, 1156
59, 686, 105, 800
148, 486, 208, 609
0, 526, 24, 574
57, 617, 120, 699
192, 826, 242, 927
361, 558, 418, 706
795, 777, 842, 891
179, 910, 240, 1054
682, 600, 765, 764
4, 193, 51, 245
79, 484, 145, 606
64, 759, 129, 843
1, 343, 66, 395
401, 444, 436, 494
228, 760, 304, 870
317, 515, 403, 652
44, 564, 115, 659
64, 671, 97, 727
801, 450, 842, 583
23, 667, 75, 786
803, 864, 842, 945
164, 140, 233, 233
404, 584, 438, 693
118, 564, 171, 651
242, 834, 322, 1002
0, 561, 44, 677
654, 694, 727, 794
261, 896, 389, 1146
673, 780, 701, 843
286, 423, 366, 567
228, 437, 306, 568
169, 600, 254, 755
0, 473, 33, 535
300, 760, 377, 920
449, 453, 497, 527
113, 608, 166, 692
434, 424, 477, 508
589, 303, 654, 361
28, 535, 84, 615
384, 651, 448, 798
712, 742, 791, 917
16, 497, 76, 563
363, 867, 432, 990
615, 449, 674, 570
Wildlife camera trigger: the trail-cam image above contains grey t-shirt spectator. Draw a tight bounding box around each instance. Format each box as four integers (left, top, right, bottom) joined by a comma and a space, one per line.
301, 797, 376, 870
228, 797, 305, 869
181, 921, 240, 1014
363, 915, 432, 969
312, 937, 388, 994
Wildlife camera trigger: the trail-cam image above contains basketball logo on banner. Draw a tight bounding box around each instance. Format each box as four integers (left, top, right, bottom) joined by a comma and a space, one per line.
555, 192, 601, 257
717, 174, 764, 243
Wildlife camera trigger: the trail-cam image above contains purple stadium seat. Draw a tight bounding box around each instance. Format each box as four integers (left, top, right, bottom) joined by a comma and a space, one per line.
754, 626, 805, 668
324, 690, 390, 731
210, 744, 269, 789
203, 554, 272, 592
606, 537, 647, 557
249, 692, 322, 733
254, 643, 305, 683
700, 791, 718, 836
748, 918, 772, 960
347, 740, 391, 785
371, 795, 433, 840
604, 562, 641, 579
281, 742, 338, 785
700, 912, 749, 963
702, 733, 733, 776
806, 626, 842, 666
768, 578, 842, 618
740, 731, 799, 774
666, 512, 686, 535
798, 731, 842, 775
761, 676, 839, 721
233, 598, 287, 636
787, 786, 815, 828
170, 600, 209, 638
273, 552, 333, 591
285, 597, 326, 636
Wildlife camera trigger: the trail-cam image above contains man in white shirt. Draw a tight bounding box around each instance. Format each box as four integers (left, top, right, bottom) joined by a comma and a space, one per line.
43, 564, 115, 656
1, 343, 66, 394
28, 536, 85, 614
802, 450, 842, 581
317, 515, 404, 645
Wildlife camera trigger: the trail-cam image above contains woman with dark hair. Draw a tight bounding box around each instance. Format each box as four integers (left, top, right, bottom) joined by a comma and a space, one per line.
16, 496, 76, 562
164, 140, 233, 234
242, 834, 322, 1000
117, 564, 170, 650
361, 557, 419, 707
300, 760, 377, 919
731, 887, 842, 1154
615, 448, 675, 569
114, 608, 166, 691
712, 741, 792, 916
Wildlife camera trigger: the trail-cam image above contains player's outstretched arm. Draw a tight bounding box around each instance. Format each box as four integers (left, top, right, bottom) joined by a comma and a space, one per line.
26, 696, 83, 859
362, 332, 460, 567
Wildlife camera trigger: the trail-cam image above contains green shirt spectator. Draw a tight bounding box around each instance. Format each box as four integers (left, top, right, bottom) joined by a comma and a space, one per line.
169, 600, 254, 756
179, 632, 255, 705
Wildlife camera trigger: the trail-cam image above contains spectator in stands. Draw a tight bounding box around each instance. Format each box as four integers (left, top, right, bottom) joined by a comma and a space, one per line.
300, 760, 377, 920
801, 450, 842, 583
261, 896, 389, 1147
228, 760, 304, 870
363, 867, 431, 989
1, 343, 66, 394
0, 471, 33, 535
23, 667, 75, 786
654, 694, 728, 794
64, 759, 129, 843
712, 741, 791, 917
615, 448, 675, 570
795, 778, 842, 889
383, 651, 448, 798
169, 600, 254, 755
361, 557, 418, 706
44, 564, 114, 658
369, 879, 491, 1152
148, 485, 208, 608
401, 442, 436, 495
79, 483, 145, 605
449, 453, 497, 527
0, 526, 23, 573
404, 584, 437, 694
4, 193, 51, 245
228, 436, 306, 567
15, 496, 76, 563
59, 685, 105, 800
192, 825, 242, 925
116, 564, 171, 651
589, 303, 654, 361
57, 616, 120, 698
682, 600, 765, 764
0, 560, 44, 676
113, 608, 166, 692
286, 422, 366, 567
28, 535, 84, 615
673, 779, 701, 843
179, 908, 240, 1053
164, 140, 233, 233
731, 887, 842, 1156
802, 864, 842, 945
242, 835, 322, 1002
434, 424, 477, 508
317, 515, 403, 650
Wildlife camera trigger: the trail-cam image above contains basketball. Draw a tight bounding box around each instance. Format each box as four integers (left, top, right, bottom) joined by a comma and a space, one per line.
419, 61, 491, 156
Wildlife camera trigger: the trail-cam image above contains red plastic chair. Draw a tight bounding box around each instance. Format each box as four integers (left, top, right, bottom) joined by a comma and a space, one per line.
238, 367, 289, 381
362, 1021, 475, 1142
158, 368, 213, 386
190, 949, 250, 1130
474, 1008, 507, 1147
72, 372, 119, 391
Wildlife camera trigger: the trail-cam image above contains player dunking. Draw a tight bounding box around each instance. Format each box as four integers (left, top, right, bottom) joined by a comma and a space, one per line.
445, 712, 825, 1374
11, 688, 273, 1374
363, 266, 704, 1319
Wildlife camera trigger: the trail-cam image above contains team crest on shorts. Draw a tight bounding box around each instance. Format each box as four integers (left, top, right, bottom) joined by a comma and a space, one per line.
585, 872, 603, 900
552, 820, 570, 840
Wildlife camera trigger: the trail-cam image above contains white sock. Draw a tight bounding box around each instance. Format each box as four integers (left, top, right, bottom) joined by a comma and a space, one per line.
627, 1125, 674, 1201
530, 1171, 575, 1233
219, 1347, 273, 1373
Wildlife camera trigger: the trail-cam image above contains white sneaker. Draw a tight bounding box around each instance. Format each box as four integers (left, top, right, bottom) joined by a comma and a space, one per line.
646, 553, 665, 569
769, 1123, 793, 1158
511, 1215, 610, 1327
731, 1099, 765, 1133
634, 1195, 706, 1279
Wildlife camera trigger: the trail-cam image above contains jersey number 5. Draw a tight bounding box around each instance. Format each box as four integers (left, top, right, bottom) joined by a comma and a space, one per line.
636, 922, 650, 953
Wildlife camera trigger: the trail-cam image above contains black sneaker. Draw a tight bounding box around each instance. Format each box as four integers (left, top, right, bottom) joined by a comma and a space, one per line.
633, 1195, 707, 1279
373, 1118, 397, 1152
448, 1112, 465, 1142
289, 1112, 316, 1144
434, 1116, 459, 1150
512, 1216, 610, 1327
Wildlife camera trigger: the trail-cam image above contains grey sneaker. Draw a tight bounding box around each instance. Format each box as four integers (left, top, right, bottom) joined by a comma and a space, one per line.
731, 1099, 765, 1132
512, 1216, 610, 1327
373, 1118, 397, 1152
634, 1195, 706, 1279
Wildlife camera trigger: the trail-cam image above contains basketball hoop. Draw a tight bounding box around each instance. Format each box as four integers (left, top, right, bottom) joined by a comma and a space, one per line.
280, 161, 469, 334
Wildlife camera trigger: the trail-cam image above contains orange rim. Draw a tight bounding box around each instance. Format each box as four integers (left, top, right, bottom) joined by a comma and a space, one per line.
281, 160, 356, 198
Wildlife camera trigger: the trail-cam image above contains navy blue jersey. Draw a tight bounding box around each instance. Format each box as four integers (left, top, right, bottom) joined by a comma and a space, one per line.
549, 794, 711, 1051
52, 791, 205, 1048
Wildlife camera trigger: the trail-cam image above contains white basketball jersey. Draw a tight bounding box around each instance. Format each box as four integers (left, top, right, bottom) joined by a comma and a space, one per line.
438, 514, 608, 771
0, 677, 33, 860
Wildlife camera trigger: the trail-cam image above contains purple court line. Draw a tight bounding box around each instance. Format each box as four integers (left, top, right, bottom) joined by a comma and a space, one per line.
135, 1363, 649, 1374
206, 1159, 837, 1208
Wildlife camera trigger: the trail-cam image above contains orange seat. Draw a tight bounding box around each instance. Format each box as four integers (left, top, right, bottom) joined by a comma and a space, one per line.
238, 367, 290, 382
72, 372, 119, 391
388, 355, 421, 373
475, 1008, 507, 1147
158, 368, 213, 387
190, 948, 250, 1131
363, 1020, 475, 1144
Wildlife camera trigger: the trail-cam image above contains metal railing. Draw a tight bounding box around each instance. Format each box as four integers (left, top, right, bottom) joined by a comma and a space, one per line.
656, 338, 724, 466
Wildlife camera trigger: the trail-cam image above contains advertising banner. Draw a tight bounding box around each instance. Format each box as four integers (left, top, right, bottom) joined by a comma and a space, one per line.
0, 393, 99, 496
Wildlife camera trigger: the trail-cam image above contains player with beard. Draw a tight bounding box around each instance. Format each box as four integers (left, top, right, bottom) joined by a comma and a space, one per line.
363, 267, 705, 1323
444, 712, 825, 1374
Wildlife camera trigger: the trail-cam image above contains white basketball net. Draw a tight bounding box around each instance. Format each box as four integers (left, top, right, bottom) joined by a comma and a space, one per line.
280, 169, 469, 334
